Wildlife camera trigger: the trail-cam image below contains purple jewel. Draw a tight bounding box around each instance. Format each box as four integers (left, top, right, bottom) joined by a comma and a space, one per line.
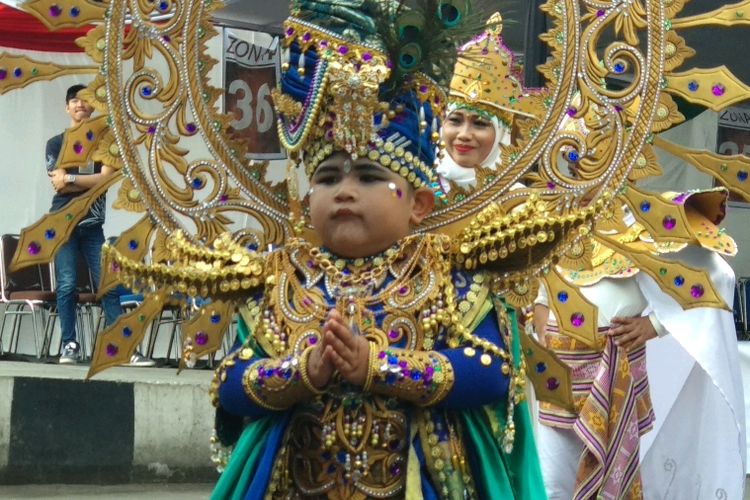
338, 45, 349, 55
662, 216, 677, 231
106, 343, 118, 357
308, 336, 317, 345
388, 330, 399, 340
690, 284, 705, 299
220, 194, 229, 203
481, 48, 489, 55
399, 360, 408, 368
27, 242, 41, 256
596, 9, 605, 17
567, 107, 577, 117
0, 69, 6, 80
302, 32, 311, 42
185, 122, 197, 134
147, 126, 156, 135
195, 331, 208, 346
285, 27, 294, 37
570, 313, 585, 328
302, 298, 312, 307
547, 182, 556, 189
712, 84, 726, 97
546, 377, 560, 391
111, 262, 120, 272
378, 351, 386, 360
73, 142, 84, 155
319, 40, 328, 49
306, 260, 314, 269
672, 193, 688, 204
398, 286, 408, 295
362, 52, 373, 62
419, 85, 428, 94
390, 463, 402, 476
162, 35, 171, 43
49, 4, 62, 17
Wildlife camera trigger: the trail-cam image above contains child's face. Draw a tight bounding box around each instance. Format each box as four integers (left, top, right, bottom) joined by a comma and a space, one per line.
308, 152, 434, 258
443, 109, 496, 168
65, 96, 94, 125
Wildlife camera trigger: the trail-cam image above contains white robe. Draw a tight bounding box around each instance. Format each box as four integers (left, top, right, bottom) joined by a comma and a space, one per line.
535, 247, 746, 499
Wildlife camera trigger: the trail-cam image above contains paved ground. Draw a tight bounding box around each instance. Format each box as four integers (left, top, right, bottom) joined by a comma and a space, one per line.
3, 478, 750, 499
0, 483, 214, 499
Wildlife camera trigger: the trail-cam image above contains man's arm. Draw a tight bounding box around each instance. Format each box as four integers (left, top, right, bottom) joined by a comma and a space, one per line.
49, 165, 115, 193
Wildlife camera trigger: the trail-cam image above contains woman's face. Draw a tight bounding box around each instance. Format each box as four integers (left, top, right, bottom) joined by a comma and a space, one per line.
442, 109, 497, 168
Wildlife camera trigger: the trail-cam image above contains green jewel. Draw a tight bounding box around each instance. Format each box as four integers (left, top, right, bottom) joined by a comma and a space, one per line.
664, 19, 672, 31
31, 68, 38, 76
65, 213, 73, 221
659, 267, 668, 276
720, 164, 729, 172
139, 314, 146, 322
525, 348, 534, 357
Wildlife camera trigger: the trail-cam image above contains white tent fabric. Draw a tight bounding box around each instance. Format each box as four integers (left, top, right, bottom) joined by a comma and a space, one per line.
0, 47, 138, 239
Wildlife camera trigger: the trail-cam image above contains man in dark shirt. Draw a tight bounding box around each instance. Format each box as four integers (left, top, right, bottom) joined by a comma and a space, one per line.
47, 84, 154, 366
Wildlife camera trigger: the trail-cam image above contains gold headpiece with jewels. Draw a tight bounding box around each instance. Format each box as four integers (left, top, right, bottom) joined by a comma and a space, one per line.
448, 12, 543, 128
2, 0, 749, 378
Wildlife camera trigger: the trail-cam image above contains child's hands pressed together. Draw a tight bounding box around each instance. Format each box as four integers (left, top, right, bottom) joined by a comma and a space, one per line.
306, 334, 335, 389
323, 309, 371, 386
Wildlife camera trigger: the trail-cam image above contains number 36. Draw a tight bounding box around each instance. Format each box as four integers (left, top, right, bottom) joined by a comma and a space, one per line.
228, 80, 273, 133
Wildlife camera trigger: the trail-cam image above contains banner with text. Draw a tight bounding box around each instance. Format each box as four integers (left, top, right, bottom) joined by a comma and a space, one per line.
717, 106, 750, 202
223, 28, 284, 160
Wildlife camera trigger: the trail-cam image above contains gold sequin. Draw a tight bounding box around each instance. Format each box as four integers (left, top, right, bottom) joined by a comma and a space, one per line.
480, 354, 492, 366
463, 347, 476, 357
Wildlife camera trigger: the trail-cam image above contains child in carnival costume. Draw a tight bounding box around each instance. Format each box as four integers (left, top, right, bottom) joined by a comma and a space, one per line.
206, 2, 547, 498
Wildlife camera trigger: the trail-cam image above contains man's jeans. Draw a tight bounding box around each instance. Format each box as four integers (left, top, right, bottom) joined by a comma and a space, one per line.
54, 224, 121, 345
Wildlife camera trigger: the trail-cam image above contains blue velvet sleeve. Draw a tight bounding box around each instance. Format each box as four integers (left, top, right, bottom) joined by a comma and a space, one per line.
217, 352, 280, 420
437, 307, 510, 410
215, 318, 317, 420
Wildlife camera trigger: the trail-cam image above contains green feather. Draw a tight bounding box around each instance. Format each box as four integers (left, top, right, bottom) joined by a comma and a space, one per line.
376, 0, 491, 97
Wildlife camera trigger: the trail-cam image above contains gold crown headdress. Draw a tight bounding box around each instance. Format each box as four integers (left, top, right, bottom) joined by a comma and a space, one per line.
449, 13, 542, 128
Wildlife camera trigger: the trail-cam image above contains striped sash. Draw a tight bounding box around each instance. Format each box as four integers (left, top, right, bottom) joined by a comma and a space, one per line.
539, 325, 655, 499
